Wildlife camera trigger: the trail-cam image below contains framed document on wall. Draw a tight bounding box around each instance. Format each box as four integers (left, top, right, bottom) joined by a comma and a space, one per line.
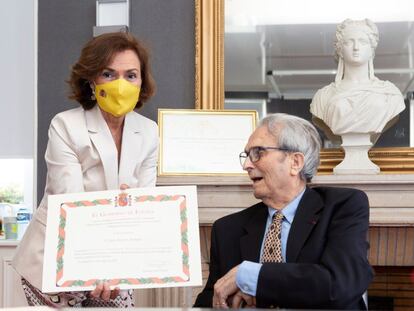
158, 109, 257, 175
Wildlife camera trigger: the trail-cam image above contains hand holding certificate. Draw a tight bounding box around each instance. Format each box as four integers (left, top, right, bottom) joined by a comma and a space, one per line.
42, 186, 202, 293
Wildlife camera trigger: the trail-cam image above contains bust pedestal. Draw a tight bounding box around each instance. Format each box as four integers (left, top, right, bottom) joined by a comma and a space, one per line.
334, 133, 380, 174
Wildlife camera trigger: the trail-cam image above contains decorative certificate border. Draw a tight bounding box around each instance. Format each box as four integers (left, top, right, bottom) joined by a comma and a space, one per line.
55, 194, 189, 288
158, 109, 257, 176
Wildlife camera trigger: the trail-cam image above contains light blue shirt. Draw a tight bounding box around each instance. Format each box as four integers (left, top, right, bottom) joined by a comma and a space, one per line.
235, 188, 305, 296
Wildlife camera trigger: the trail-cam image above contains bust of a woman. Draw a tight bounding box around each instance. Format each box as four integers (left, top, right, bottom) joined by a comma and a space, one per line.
310, 19, 405, 143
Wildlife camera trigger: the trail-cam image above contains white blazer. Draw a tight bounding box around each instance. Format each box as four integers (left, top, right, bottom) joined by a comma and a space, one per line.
12, 105, 159, 289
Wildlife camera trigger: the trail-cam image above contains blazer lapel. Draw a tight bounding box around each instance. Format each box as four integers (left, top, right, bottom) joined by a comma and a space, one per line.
119, 112, 143, 186
286, 187, 323, 262
86, 106, 119, 190
240, 203, 268, 262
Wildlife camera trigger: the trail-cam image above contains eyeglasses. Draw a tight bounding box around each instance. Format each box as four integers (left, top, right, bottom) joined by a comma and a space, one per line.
239, 146, 291, 167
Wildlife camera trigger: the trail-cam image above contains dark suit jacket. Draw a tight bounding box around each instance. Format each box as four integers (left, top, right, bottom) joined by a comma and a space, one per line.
194, 186, 374, 310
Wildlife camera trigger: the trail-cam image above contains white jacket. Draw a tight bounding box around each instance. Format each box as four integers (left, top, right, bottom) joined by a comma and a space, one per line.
12, 105, 159, 289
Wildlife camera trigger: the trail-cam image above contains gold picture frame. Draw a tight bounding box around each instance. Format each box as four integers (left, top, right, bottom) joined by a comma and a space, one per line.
195, 0, 224, 110
158, 109, 257, 176
195, 0, 414, 174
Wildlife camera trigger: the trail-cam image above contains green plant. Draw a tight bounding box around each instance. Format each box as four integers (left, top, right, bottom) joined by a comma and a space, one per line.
0, 183, 23, 204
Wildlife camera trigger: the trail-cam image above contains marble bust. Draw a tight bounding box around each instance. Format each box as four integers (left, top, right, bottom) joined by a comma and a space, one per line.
310, 19, 405, 174
310, 19, 405, 141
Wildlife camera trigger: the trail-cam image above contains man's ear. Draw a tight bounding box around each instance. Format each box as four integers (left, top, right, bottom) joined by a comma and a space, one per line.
290, 152, 305, 176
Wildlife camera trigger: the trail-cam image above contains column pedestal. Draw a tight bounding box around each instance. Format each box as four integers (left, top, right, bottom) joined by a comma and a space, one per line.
334, 133, 380, 175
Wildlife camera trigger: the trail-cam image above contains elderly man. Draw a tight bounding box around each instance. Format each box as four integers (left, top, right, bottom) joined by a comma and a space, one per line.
194, 113, 373, 310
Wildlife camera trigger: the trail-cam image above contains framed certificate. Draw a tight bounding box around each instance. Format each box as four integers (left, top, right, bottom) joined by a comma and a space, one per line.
158, 109, 257, 175
42, 186, 202, 292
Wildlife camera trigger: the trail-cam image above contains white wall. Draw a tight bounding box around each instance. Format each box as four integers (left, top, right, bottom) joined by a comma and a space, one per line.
0, 0, 36, 159
0, 0, 37, 208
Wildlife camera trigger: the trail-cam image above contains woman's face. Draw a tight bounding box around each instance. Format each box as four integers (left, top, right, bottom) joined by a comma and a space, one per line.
95, 49, 142, 87
341, 27, 373, 66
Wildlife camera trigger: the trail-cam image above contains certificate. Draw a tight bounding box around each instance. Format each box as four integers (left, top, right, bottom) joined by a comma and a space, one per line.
42, 186, 202, 293
158, 109, 257, 175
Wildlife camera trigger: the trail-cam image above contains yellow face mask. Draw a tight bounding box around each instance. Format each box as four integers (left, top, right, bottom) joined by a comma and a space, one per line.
95, 79, 140, 117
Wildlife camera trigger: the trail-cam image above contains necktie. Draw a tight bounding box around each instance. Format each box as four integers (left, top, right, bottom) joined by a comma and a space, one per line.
261, 212, 284, 263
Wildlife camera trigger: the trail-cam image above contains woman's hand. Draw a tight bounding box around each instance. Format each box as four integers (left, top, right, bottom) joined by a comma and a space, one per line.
90, 282, 120, 301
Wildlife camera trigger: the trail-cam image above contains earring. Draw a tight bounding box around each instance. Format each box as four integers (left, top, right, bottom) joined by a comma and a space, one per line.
90, 83, 96, 100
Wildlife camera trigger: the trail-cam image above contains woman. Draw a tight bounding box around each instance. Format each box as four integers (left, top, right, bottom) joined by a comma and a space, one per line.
12, 32, 158, 307
310, 19, 405, 142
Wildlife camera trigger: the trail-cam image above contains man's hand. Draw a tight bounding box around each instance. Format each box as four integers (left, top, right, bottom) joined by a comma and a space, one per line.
90, 282, 120, 301
231, 290, 256, 308
212, 265, 239, 308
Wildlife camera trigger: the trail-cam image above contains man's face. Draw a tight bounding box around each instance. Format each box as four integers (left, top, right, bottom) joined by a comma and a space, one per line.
243, 126, 292, 203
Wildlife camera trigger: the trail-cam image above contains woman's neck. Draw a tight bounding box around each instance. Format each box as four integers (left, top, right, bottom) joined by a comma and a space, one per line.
100, 108, 125, 162
342, 63, 370, 84
101, 109, 125, 132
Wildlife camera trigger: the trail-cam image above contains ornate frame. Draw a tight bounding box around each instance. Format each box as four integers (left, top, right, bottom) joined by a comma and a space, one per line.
195, 0, 224, 110
194, 0, 414, 173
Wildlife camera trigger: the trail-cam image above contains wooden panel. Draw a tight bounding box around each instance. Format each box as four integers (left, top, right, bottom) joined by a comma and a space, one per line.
396, 229, 407, 266
368, 227, 414, 266
369, 267, 414, 311
405, 229, 414, 265
386, 228, 398, 266
199, 226, 212, 262
189, 226, 212, 305
378, 227, 388, 266
368, 228, 380, 266
190, 259, 210, 304
133, 288, 155, 307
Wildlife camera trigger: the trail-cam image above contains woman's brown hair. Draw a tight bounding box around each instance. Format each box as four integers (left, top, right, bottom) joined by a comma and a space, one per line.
68, 32, 156, 110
